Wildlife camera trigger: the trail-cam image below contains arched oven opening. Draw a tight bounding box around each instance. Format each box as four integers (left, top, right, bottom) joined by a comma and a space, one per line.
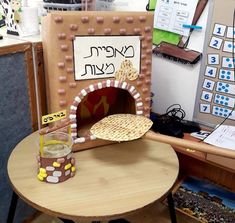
76, 87, 136, 138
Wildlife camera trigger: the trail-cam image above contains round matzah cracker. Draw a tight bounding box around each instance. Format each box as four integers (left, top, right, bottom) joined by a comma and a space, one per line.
90, 114, 153, 141
127, 68, 138, 81
115, 70, 126, 81
121, 59, 133, 69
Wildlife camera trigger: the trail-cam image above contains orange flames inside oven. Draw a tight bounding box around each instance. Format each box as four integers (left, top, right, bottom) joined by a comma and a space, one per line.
76, 88, 119, 121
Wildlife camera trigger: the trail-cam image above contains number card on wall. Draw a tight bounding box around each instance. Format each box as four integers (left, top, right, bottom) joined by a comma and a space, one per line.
194, 0, 235, 127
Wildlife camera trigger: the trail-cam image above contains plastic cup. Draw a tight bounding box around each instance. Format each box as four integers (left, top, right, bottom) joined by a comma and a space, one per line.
37, 132, 76, 183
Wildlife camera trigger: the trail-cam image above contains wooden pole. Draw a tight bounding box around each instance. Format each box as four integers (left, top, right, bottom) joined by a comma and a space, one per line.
39, 120, 71, 135
144, 130, 235, 159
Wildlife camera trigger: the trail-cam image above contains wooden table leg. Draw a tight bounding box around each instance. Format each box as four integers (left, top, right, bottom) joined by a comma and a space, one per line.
167, 192, 177, 223
7, 191, 19, 223
109, 219, 130, 223
59, 218, 74, 223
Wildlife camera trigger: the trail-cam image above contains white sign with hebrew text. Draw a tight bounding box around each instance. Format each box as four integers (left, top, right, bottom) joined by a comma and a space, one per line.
73, 36, 141, 80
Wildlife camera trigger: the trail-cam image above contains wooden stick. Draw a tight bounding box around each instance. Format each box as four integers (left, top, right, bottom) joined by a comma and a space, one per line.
39, 120, 71, 135
144, 131, 235, 159
39, 134, 44, 156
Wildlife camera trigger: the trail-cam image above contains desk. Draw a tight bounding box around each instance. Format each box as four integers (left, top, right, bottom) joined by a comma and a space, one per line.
7, 132, 179, 222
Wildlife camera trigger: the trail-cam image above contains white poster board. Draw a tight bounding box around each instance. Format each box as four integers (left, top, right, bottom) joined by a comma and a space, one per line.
153, 0, 198, 36
194, 0, 235, 127
73, 36, 141, 80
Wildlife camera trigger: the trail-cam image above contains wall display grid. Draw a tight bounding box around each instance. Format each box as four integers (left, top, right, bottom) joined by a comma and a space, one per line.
194, 0, 235, 127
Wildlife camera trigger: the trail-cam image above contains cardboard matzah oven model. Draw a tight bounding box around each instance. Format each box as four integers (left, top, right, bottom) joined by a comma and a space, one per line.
42, 11, 154, 151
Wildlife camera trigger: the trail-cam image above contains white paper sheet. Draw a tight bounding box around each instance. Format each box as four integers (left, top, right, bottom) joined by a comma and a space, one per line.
153, 0, 198, 36
204, 125, 235, 150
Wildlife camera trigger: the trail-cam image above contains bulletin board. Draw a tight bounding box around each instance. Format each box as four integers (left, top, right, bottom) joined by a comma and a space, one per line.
0, 50, 36, 222
194, 0, 235, 127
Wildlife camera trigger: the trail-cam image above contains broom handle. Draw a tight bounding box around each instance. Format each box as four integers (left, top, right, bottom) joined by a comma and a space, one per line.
144, 130, 235, 159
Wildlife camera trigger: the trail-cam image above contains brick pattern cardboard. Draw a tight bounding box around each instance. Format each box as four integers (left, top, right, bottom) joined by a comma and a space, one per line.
42, 11, 154, 151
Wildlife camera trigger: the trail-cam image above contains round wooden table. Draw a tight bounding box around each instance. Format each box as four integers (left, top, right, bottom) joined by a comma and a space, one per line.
7, 132, 179, 222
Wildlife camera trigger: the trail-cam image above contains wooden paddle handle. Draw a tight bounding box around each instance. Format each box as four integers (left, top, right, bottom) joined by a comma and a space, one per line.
144, 130, 235, 159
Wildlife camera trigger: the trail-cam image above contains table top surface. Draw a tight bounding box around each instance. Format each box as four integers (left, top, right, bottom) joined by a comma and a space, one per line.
8, 132, 179, 221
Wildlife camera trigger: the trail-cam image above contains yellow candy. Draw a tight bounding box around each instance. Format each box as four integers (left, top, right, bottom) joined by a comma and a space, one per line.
64, 163, 72, 170
71, 166, 76, 172
40, 173, 47, 178
37, 174, 44, 181
39, 168, 46, 174
53, 162, 61, 167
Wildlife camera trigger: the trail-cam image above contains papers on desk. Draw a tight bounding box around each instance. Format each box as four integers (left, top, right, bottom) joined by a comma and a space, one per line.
203, 125, 235, 150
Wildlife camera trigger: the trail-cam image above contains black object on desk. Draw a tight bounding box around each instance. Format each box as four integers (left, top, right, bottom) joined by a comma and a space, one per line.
150, 113, 184, 138
150, 112, 201, 138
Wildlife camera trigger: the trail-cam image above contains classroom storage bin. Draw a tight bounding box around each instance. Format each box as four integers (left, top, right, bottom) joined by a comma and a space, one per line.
43, 0, 95, 12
